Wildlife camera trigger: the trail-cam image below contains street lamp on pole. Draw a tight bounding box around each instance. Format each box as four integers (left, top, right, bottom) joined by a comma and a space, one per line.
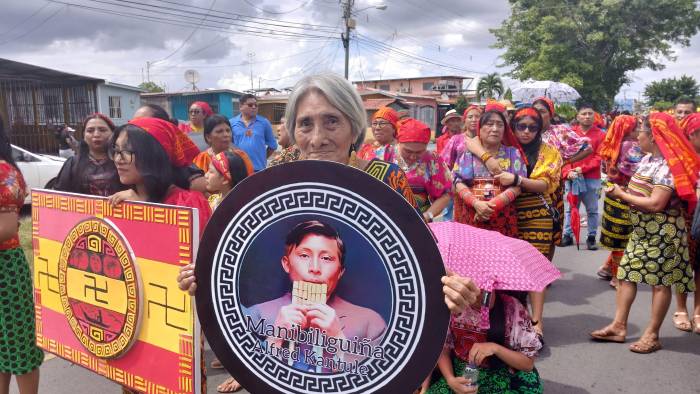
342, 1, 387, 79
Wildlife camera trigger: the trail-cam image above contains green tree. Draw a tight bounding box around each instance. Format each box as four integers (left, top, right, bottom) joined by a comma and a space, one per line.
491, 0, 700, 110
477, 73, 504, 100
454, 95, 469, 115
644, 75, 699, 105
138, 81, 165, 93
503, 88, 513, 101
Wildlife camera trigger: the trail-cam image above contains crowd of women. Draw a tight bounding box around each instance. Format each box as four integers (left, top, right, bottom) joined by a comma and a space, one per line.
0, 71, 698, 394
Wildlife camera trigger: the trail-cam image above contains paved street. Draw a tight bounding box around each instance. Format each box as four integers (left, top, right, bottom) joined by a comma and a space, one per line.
13, 230, 700, 394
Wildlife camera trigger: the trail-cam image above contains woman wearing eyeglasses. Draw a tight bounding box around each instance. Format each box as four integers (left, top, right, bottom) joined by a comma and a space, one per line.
108, 117, 211, 234
357, 107, 399, 162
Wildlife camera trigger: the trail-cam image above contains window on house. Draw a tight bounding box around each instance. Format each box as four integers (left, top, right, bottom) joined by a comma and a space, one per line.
379, 84, 390, 91
418, 105, 435, 130
422, 82, 434, 91
233, 100, 240, 116
109, 96, 122, 119
272, 103, 286, 123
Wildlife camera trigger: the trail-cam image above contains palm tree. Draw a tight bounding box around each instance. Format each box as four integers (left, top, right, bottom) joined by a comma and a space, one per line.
477, 73, 504, 100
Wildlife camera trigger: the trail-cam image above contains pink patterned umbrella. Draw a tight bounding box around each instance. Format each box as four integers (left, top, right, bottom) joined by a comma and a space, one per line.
428, 221, 561, 292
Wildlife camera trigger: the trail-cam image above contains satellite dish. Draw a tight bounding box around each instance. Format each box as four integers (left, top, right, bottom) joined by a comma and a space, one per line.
184, 69, 200, 91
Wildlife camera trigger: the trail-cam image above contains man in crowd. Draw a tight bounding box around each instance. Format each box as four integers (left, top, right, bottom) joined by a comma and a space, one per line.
230, 94, 278, 172
435, 109, 463, 155
674, 97, 696, 122
561, 104, 606, 250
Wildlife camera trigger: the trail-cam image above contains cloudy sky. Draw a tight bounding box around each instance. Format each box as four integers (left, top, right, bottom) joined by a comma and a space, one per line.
2, 0, 699, 101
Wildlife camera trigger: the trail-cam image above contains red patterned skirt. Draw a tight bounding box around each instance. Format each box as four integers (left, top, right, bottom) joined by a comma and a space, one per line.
453, 196, 518, 238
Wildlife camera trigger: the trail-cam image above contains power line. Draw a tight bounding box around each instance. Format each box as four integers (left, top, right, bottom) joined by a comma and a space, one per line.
151, 0, 218, 64
241, 0, 312, 15
47, 0, 334, 41
0, 1, 51, 38
0, 4, 66, 46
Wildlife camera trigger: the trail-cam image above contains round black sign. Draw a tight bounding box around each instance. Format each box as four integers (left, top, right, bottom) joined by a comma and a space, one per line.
196, 160, 449, 394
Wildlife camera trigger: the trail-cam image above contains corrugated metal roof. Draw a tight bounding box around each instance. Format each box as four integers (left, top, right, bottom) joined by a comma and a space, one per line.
0, 58, 103, 84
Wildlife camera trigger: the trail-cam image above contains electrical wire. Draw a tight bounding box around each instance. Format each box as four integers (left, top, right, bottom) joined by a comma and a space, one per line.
0, 1, 51, 38
150, 0, 218, 64
0, 4, 66, 46
242, 0, 312, 15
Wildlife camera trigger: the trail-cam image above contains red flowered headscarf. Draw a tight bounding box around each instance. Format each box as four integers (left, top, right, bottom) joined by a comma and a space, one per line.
397, 118, 431, 144
594, 112, 606, 129
681, 113, 700, 137
128, 117, 200, 167
191, 101, 213, 117
648, 112, 700, 210
599, 115, 637, 168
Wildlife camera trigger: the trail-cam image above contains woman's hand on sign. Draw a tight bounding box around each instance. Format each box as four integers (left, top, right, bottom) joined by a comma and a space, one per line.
441, 271, 480, 314
446, 376, 477, 394
177, 263, 197, 295
108, 189, 139, 207
306, 303, 344, 338
274, 304, 308, 330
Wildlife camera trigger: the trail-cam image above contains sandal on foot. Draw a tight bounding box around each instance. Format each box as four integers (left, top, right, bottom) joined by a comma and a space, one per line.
597, 267, 613, 281
629, 338, 662, 354
672, 312, 692, 332
211, 358, 224, 369
590, 326, 626, 343
217, 376, 243, 393
693, 315, 700, 335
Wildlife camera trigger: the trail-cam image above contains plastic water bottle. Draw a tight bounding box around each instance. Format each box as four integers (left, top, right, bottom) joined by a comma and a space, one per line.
462, 363, 479, 387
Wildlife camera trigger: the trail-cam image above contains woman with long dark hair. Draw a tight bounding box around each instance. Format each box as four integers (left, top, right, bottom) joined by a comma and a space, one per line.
0, 116, 43, 393
53, 113, 124, 196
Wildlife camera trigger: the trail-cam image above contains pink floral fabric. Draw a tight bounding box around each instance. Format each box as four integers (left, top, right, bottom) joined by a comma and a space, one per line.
357, 142, 397, 162
542, 124, 590, 160
391, 151, 452, 212
440, 133, 467, 170
445, 294, 542, 360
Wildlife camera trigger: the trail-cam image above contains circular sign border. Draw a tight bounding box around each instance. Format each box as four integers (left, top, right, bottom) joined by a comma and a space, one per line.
57, 217, 142, 359
196, 160, 449, 394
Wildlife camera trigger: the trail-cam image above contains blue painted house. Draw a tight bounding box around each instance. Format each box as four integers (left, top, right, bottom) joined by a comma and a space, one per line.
140, 89, 244, 121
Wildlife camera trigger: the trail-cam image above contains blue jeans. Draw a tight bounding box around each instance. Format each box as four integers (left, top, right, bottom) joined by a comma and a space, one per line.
563, 178, 601, 238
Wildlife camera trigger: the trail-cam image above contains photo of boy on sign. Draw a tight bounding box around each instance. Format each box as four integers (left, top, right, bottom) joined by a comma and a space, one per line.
245, 220, 387, 374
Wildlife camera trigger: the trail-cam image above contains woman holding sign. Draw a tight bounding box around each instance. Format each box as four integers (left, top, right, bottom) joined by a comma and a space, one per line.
0, 116, 43, 393
177, 73, 481, 313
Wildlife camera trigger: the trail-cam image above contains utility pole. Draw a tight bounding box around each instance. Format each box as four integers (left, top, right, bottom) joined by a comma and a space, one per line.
342, 0, 354, 80
247, 52, 255, 91
146, 61, 151, 82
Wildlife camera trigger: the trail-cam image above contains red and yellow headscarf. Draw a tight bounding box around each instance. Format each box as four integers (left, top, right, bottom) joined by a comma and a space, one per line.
648, 112, 700, 210
594, 112, 606, 129
599, 115, 637, 168
533, 97, 555, 117
372, 107, 400, 130
681, 113, 700, 137
128, 117, 200, 167
211, 149, 254, 184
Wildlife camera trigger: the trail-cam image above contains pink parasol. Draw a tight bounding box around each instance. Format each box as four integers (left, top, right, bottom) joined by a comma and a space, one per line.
567, 191, 581, 249
428, 221, 561, 293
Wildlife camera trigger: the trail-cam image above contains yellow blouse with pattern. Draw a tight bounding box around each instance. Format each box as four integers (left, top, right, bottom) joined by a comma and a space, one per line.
529, 142, 563, 196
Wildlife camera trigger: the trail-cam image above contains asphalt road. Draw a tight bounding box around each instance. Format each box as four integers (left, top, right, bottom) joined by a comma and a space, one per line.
13, 227, 700, 394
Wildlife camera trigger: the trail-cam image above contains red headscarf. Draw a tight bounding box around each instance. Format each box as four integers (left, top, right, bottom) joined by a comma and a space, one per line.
513, 107, 539, 121
191, 101, 213, 117
128, 117, 200, 167
594, 112, 606, 129
479, 107, 526, 163
681, 113, 700, 137
372, 107, 400, 130
397, 118, 431, 144
648, 112, 700, 210
462, 104, 482, 121
599, 115, 637, 168
533, 97, 555, 117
